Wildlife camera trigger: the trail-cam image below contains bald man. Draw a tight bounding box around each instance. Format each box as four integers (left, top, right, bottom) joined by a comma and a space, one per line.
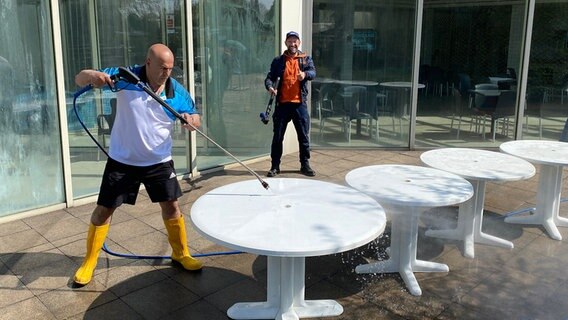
73, 43, 202, 286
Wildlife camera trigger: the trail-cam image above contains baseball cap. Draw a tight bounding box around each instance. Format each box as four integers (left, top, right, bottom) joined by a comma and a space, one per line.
285, 31, 300, 40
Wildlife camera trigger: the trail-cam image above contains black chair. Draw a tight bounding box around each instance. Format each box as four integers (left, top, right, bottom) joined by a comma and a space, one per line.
372, 90, 389, 139
418, 64, 430, 95
340, 85, 372, 143
373, 89, 402, 139
450, 73, 479, 139
317, 83, 342, 137
426, 66, 446, 96
456, 73, 473, 95
449, 88, 481, 139
488, 90, 517, 141
456, 73, 474, 106
97, 98, 117, 148
524, 87, 547, 138
473, 84, 499, 109
472, 83, 499, 138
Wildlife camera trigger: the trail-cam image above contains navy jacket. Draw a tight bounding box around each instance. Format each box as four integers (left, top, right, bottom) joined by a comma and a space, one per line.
264, 50, 316, 107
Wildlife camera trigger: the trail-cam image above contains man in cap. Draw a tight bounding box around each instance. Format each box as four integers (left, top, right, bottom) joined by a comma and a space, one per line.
264, 31, 317, 177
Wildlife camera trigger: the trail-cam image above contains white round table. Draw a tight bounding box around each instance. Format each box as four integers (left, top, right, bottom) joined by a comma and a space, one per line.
420, 148, 535, 258
345, 165, 473, 296
500, 140, 568, 240
191, 178, 386, 320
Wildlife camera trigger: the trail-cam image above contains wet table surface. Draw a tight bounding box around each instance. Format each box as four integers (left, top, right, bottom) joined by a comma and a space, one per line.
500, 140, 568, 240
191, 178, 386, 320
420, 148, 535, 258
345, 164, 473, 296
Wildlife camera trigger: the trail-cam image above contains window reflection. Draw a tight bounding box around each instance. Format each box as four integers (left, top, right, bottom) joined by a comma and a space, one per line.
192, 0, 278, 169
312, 1, 415, 147
416, 2, 524, 147
312, 0, 567, 148
525, 1, 568, 140
0, 0, 63, 216
61, 0, 189, 198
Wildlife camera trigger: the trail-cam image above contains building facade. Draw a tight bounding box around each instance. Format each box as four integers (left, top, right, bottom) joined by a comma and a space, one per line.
0, 0, 567, 220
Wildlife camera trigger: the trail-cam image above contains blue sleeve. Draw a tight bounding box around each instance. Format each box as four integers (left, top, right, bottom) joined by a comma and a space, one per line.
170, 79, 198, 116
265, 57, 280, 90
303, 56, 316, 80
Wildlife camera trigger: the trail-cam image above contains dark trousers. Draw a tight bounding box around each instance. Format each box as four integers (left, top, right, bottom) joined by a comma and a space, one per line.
270, 102, 311, 168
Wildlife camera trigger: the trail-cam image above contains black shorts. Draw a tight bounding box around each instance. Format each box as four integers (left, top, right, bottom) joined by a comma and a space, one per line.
97, 158, 183, 208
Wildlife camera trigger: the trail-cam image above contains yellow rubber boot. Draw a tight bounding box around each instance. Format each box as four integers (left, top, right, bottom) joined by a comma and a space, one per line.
164, 216, 203, 271
74, 223, 110, 285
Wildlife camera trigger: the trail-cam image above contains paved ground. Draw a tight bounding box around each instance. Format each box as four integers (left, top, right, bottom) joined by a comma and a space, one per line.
0, 149, 567, 320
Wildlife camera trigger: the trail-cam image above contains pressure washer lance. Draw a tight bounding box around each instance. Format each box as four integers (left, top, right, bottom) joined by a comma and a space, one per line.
259, 78, 279, 125
113, 67, 270, 190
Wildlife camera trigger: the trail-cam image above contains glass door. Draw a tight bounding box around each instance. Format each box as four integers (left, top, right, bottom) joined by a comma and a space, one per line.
60, 0, 189, 198
524, 1, 568, 141
415, 1, 526, 147
0, 0, 64, 216
312, 0, 418, 148
191, 0, 280, 169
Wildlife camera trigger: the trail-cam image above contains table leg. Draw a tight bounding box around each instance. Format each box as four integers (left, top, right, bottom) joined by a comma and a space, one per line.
505, 164, 565, 240
425, 180, 513, 258
425, 199, 474, 257
399, 213, 421, 296
356, 209, 448, 296
462, 197, 476, 258
227, 256, 343, 320
472, 181, 514, 249
556, 215, 568, 229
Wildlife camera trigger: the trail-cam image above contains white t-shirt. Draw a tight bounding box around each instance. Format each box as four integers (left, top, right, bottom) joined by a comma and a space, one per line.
102, 65, 197, 166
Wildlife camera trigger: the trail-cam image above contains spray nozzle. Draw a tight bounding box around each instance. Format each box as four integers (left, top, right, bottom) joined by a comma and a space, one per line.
110, 67, 141, 85
118, 67, 141, 84
259, 112, 270, 124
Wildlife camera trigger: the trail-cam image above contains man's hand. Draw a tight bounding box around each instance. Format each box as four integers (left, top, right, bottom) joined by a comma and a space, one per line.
297, 71, 305, 81
75, 70, 114, 88
181, 113, 201, 131
268, 87, 277, 96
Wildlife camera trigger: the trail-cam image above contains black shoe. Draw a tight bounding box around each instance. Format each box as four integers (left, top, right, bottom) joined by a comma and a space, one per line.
267, 168, 280, 177
300, 164, 316, 177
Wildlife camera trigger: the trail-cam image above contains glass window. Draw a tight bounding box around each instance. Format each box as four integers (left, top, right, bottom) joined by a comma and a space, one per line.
312, 1, 416, 147
60, 0, 189, 198
416, 2, 525, 147
0, 0, 64, 216
192, 0, 279, 169
524, 1, 568, 141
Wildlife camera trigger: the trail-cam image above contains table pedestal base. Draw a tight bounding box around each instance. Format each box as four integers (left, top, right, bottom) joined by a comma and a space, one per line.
425, 180, 514, 259
355, 210, 448, 296
504, 165, 567, 240
227, 256, 343, 320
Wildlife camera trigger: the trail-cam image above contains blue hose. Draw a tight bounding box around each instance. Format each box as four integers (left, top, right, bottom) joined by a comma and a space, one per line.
504, 207, 535, 218
504, 198, 567, 218
102, 242, 242, 259
74, 85, 243, 260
